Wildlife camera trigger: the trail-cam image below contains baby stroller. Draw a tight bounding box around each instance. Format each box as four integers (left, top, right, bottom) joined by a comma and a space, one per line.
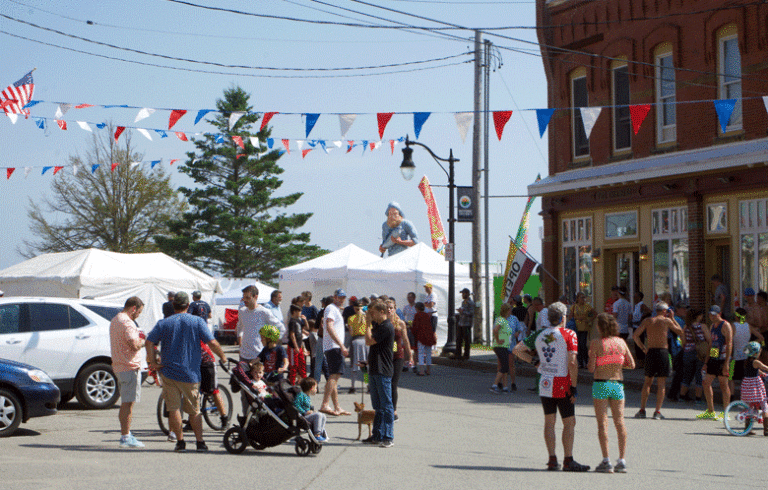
220, 358, 322, 456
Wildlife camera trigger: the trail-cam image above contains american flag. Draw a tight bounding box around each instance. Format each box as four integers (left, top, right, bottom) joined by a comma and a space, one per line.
1, 70, 35, 118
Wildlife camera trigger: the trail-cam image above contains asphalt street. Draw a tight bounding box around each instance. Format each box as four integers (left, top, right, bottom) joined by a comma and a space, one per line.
1, 350, 764, 490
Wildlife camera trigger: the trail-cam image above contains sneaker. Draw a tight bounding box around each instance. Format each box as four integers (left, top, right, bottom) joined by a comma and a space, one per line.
562, 459, 590, 472
634, 409, 646, 419
394, 414, 399, 422
119, 435, 145, 448
715, 412, 724, 421
595, 461, 613, 473
652, 411, 665, 420
361, 436, 379, 444
614, 460, 627, 473
546, 460, 561, 471
379, 440, 394, 448
501, 387, 511, 394
167, 432, 177, 442
696, 410, 717, 420
489, 386, 501, 394
527, 387, 538, 394
196, 441, 208, 452
220, 415, 229, 428
174, 440, 186, 452
315, 434, 327, 442
510, 383, 517, 392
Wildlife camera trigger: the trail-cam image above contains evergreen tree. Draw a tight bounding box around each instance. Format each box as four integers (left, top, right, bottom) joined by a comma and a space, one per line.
155, 86, 326, 279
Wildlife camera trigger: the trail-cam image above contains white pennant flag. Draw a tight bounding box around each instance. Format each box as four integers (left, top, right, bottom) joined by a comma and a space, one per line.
134, 107, 155, 123
76, 121, 92, 132
55, 103, 72, 119
7, 113, 18, 124
72, 165, 79, 176
136, 128, 153, 141
296, 140, 304, 150
250, 136, 260, 147
454, 112, 473, 143
338, 114, 357, 138
373, 141, 382, 150
579, 107, 602, 139
130, 161, 141, 169
228, 111, 246, 130
333, 140, 342, 148
763, 96, 768, 116
24, 167, 31, 178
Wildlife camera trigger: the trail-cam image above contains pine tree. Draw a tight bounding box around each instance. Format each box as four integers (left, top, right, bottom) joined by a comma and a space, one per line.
155, 86, 326, 279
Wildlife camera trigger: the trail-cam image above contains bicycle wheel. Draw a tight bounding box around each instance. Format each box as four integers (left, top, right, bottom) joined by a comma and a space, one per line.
157, 394, 170, 436
724, 400, 755, 436
202, 384, 233, 431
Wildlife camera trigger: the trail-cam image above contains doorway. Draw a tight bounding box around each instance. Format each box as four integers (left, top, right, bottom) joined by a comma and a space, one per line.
616, 251, 640, 304
705, 239, 731, 306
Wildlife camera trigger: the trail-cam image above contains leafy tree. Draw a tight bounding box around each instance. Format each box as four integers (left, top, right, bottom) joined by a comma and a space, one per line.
23, 126, 181, 256
155, 86, 326, 279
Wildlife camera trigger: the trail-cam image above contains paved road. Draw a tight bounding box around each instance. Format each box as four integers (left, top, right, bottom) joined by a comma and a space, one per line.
1, 358, 764, 489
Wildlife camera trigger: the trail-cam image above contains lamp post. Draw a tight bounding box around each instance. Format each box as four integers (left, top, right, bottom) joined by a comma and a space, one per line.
399, 135, 458, 357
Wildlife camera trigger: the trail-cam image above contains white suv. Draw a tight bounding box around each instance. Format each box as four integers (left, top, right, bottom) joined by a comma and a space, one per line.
0, 297, 144, 409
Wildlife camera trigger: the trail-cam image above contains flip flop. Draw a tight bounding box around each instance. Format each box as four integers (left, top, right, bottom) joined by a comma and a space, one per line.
319, 407, 338, 416
336, 410, 352, 416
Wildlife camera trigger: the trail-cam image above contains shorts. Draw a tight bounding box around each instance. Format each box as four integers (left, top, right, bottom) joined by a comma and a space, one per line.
644, 348, 670, 378
117, 370, 141, 403
324, 348, 345, 376
161, 375, 201, 416
592, 380, 624, 401
706, 358, 726, 376
200, 363, 217, 395
540, 396, 575, 418
493, 347, 510, 374
730, 359, 745, 381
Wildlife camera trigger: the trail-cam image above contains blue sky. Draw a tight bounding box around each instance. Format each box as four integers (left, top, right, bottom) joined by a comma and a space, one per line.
0, 0, 547, 274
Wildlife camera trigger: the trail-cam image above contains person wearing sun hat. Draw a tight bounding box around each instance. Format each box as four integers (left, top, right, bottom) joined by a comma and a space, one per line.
379, 201, 419, 257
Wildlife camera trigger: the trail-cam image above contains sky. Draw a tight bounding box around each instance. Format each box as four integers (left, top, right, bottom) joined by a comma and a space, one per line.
0, 0, 547, 276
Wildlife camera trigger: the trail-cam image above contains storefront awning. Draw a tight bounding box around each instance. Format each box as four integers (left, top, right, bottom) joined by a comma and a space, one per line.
528, 137, 768, 196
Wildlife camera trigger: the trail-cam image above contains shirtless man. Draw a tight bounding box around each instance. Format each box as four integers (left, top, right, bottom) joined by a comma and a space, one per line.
632, 302, 683, 419
747, 291, 768, 364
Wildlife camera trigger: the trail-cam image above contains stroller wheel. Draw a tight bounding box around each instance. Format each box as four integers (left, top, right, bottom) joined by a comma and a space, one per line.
310, 441, 322, 454
223, 427, 248, 454
295, 437, 310, 456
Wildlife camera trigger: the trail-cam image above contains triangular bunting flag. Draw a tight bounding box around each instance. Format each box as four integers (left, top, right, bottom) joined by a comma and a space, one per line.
260, 112, 278, 131
130, 162, 141, 169
194, 109, 214, 125
168, 109, 187, 129
346, 141, 354, 153
72, 165, 78, 176
42, 166, 52, 175
77, 121, 92, 132
7, 113, 18, 124
229, 111, 245, 131
763, 96, 768, 116
282, 139, 290, 154
333, 140, 342, 148
579, 107, 602, 139
56, 120, 67, 130
23, 100, 39, 109
75, 103, 94, 109
96, 122, 107, 129
296, 140, 304, 150
111, 162, 119, 172
339, 114, 357, 138
114, 126, 126, 142
91, 164, 100, 173
53, 166, 63, 175
377, 113, 394, 139
390, 140, 395, 154
267, 138, 274, 149
236, 154, 246, 159
232, 136, 244, 149
370, 142, 376, 151
454, 112, 473, 143
150, 160, 161, 169
24, 167, 31, 178
250, 137, 259, 147
34, 118, 45, 130
137, 128, 153, 140
154, 129, 168, 138
135, 107, 155, 123
6, 168, 14, 180
629, 104, 651, 135
170, 159, 179, 165
713, 99, 736, 133
414, 112, 431, 139
362, 141, 368, 153
305, 113, 320, 138
55, 103, 71, 119
302, 149, 312, 159
535, 108, 555, 138
175, 132, 188, 141
493, 111, 513, 140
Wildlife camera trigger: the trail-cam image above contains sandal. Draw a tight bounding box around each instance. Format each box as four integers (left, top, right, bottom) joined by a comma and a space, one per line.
319, 407, 338, 416
336, 410, 352, 416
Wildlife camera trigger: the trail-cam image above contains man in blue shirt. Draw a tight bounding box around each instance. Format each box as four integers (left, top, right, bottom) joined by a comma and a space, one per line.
264, 290, 286, 344
146, 292, 226, 452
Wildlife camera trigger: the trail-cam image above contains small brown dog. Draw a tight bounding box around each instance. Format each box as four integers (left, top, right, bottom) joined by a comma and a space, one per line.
353, 401, 375, 440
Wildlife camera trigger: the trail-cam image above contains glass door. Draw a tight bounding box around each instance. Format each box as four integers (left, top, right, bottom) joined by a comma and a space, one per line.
616, 252, 639, 305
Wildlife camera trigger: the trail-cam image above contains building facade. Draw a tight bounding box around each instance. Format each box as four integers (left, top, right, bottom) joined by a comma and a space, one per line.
529, 0, 768, 313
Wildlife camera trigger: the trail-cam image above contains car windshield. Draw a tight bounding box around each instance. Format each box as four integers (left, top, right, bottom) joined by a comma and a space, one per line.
83, 305, 121, 321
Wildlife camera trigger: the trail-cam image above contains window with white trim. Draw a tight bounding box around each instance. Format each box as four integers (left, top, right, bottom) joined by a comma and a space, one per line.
740, 198, 768, 298
655, 47, 676, 144
719, 27, 742, 132
562, 217, 593, 303
571, 73, 589, 158
613, 64, 631, 151
652, 206, 689, 305
605, 211, 637, 239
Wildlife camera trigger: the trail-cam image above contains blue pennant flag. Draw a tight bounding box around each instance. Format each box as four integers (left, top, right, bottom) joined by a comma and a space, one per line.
713, 99, 736, 133
154, 129, 168, 138
267, 138, 274, 149
42, 166, 52, 175
361, 140, 368, 153
306, 140, 317, 148
104, 104, 129, 109
33, 117, 45, 130
91, 164, 100, 173
214, 134, 225, 144
150, 160, 161, 169
305, 113, 320, 138
23, 100, 40, 109
536, 108, 556, 138
194, 109, 214, 125
414, 112, 431, 139
96, 122, 107, 129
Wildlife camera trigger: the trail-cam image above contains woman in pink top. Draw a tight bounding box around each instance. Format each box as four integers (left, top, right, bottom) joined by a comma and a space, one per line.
588, 313, 635, 473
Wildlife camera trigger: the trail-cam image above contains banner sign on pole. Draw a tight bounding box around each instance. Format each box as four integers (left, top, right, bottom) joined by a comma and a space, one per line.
456, 186, 474, 222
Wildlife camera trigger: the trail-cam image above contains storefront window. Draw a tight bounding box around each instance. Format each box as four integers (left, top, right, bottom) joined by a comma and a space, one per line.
652, 206, 688, 303
563, 217, 593, 303
605, 211, 638, 239
740, 199, 768, 298
707, 203, 728, 233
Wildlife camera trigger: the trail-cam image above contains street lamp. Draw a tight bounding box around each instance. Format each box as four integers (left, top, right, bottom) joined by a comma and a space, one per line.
399, 135, 458, 358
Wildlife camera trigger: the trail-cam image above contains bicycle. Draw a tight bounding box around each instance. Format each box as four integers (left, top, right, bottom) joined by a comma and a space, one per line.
157, 383, 233, 436
723, 400, 765, 436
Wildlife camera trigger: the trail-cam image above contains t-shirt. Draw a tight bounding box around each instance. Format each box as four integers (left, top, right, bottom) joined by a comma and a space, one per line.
523, 326, 577, 399
264, 301, 287, 343
506, 314, 526, 344
302, 305, 319, 328
200, 341, 215, 365
612, 298, 632, 334
458, 299, 475, 327
369, 319, 394, 377
323, 303, 345, 351
236, 305, 275, 360
493, 317, 512, 349
109, 312, 143, 373
287, 317, 303, 349
424, 292, 437, 316
187, 300, 211, 320
402, 304, 417, 323
258, 344, 287, 374
348, 313, 367, 337
511, 305, 528, 323
715, 283, 730, 318
732, 321, 751, 361
146, 313, 213, 384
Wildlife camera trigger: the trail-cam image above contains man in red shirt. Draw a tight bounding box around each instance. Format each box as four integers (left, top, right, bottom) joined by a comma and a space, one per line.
604, 286, 619, 314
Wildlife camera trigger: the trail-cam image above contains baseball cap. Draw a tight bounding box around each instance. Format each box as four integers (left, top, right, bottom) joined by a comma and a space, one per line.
709, 305, 721, 315
334, 288, 347, 297
460, 288, 470, 294
173, 291, 190, 309
745, 287, 756, 297
349, 295, 357, 302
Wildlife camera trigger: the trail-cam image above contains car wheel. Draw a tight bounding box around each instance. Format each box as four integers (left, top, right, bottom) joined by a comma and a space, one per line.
0, 388, 22, 437
75, 363, 119, 409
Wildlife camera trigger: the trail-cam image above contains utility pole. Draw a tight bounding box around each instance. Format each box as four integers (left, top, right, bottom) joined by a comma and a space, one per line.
483, 39, 491, 345
471, 30, 483, 342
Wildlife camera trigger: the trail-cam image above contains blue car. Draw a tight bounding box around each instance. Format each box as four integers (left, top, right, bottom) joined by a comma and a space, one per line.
0, 358, 60, 437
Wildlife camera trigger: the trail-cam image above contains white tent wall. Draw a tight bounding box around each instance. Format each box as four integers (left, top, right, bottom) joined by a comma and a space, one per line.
211, 278, 275, 330
277, 278, 346, 320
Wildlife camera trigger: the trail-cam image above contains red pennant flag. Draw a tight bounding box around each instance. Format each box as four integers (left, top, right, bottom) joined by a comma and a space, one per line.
346, 141, 354, 153
232, 136, 245, 149
168, 109, 187, 129
260, 112, 278, 131
75, 103, 94, 109
53, 166, 64, 175
629, 104, 651, 135
111, 162, 119, 172
114, 126, 125, 142
6, 168, 15, 179
282, 139, 290, 154
390, 140, 395, 155
493, 111, 513, 140
377, 113, 394, 139
236, 154, 246, 159
369, 142, 376, 151
170, 159, 179, 165
175, 132, 188, 141
302, 149, 312, 159
56, 120, 67, 130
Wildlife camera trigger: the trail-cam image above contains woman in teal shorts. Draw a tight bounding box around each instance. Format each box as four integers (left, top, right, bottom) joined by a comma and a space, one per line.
588, 313, 635, 473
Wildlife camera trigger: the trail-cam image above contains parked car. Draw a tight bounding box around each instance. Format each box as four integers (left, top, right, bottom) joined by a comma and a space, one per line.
0, 297, 145, 409
0, 358, 60, 437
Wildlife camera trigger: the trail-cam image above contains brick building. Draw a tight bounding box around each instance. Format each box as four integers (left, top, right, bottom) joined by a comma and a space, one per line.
528, 0, 768, 314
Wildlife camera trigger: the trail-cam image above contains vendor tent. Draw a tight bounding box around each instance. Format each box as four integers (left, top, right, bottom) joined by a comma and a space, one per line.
211, 277, 274, 330
0, 248, 221, 331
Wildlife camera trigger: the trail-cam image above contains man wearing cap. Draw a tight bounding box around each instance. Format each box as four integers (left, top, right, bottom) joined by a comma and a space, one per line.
379, 201, 418, 257
697, 305, 733, 420
423, 283, 438, 333
319, 288, 350, 416
162, 291, 176, 319
456, 288, 474, 360
146, 292, 227, 452
187, 291, 212, 322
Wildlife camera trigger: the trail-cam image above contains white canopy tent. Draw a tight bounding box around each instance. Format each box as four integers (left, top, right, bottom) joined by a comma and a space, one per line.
211, 277, 275, 330
0, 248, 221, 331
